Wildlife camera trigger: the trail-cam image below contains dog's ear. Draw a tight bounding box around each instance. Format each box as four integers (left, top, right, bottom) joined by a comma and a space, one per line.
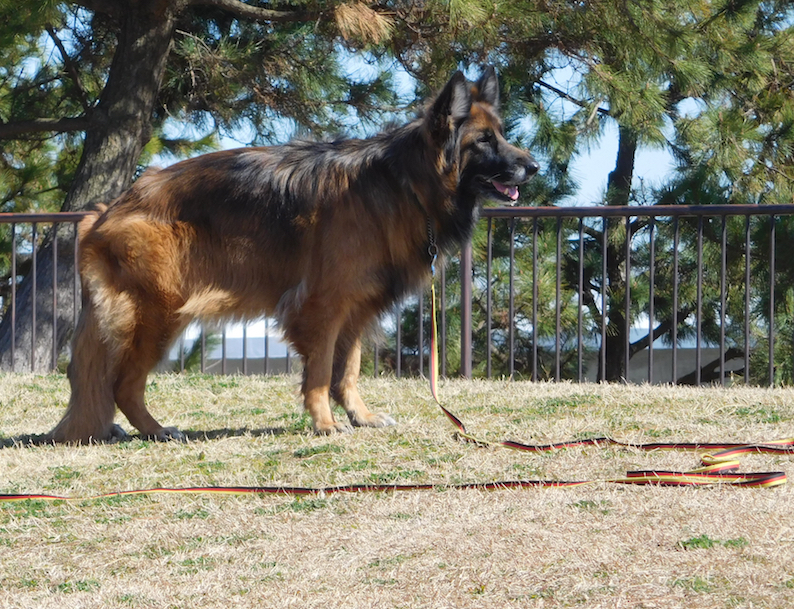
474, 66, 499, 109
426, 71, 472, 144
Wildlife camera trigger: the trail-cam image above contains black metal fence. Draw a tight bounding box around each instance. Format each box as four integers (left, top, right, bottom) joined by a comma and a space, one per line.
2, 205, 794, 386
468, 205, 794, 386
0, 212, 84, 373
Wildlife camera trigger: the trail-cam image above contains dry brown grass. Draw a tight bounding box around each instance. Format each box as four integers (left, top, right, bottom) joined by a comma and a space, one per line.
1, 373, 794, 608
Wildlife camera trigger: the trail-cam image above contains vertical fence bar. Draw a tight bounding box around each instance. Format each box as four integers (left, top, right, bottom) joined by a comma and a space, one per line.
286, 346, 291, 374
531, 218, 538, 381
555, 217, 562, 382
10, 223, 16, 372
73, 222, 79, 332
51, 223, 58, 371
200, 328, 206, 373
31, 222, 37, 373
648, 216, 655, 384
577, 218, 584, 382
769, 215, 776, 386
720, 215, 727, 386
696, 216, 703, 386
744, 216, 751, 385
395, 303, 402, 378
600, 217, 607, 382
509, 217, 516, 379
672, 216, 680, 385
460, 242, 472, 378
242, 323, 248, 375
221, 327, 227, 375
486, 217, 492, 379
624, 216, 631, 381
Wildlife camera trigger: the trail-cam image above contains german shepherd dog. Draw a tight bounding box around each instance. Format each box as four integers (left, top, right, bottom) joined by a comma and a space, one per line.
50, 67, 539, 442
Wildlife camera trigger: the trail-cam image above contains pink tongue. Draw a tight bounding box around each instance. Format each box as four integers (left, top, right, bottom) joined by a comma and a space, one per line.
493, 181, 519, 201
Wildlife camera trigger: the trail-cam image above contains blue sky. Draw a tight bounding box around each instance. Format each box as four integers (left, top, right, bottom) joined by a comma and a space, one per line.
565, 120, 676, 206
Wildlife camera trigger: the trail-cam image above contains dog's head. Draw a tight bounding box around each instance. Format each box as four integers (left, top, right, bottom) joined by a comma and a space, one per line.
426, 67, 539, 205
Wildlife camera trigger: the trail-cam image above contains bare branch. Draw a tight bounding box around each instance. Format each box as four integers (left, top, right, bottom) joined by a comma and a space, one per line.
69, 0, 122, 18
0, 117, 91, 140
676, 347, 744, 385
187, 0, 317, 22
46, 25, 91, 112
537, 80, 611, 117
629, 309, 691, 357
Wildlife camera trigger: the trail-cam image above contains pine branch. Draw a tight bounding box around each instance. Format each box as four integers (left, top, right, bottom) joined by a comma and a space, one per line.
0, 117, 91, 139
187, 0, 318, 22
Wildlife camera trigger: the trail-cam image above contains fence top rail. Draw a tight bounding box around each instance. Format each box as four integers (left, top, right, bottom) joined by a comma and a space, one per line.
0, 212, 90, 224
2, 204, 793, 225
482, 204, 794, 219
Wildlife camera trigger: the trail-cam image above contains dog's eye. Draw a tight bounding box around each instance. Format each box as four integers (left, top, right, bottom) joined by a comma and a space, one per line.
476, 132, 495, 146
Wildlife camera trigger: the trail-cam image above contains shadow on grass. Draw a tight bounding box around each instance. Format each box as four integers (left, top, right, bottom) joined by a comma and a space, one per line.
0, 426, 296, 448
182, 427, 293, 441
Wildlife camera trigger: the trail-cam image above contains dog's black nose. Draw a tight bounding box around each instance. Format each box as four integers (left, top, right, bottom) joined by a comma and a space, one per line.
526, 157, 540, 177
514, 156, 540, 183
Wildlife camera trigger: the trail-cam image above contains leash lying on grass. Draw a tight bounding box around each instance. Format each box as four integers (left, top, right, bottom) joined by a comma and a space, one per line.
0, 433, 790, 503
0, 457, 787, 504
436, 401, 792, 488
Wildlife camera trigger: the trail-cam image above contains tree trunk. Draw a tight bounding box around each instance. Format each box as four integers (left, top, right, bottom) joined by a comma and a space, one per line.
599, 125, 637, 382
0, 1, 178, 371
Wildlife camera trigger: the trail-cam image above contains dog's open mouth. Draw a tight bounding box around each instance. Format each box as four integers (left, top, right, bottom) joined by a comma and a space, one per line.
490, 179, 520, 202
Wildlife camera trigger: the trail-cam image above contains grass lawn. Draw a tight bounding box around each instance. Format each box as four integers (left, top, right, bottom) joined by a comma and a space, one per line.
1, 373, 794, 608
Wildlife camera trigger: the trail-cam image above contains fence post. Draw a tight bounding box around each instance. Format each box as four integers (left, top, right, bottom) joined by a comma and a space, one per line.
460, 241, 473, 378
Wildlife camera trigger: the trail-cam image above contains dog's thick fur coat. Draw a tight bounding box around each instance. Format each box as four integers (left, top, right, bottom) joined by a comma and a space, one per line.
50, 67, 538, 442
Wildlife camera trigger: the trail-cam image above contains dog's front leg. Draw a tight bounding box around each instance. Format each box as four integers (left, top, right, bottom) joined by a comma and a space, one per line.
298, 318, 353, 434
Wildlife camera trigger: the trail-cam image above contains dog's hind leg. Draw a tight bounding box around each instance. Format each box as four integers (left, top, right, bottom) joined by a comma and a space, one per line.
113, 363, 183, 441
49, 298, 120, 443
112, 316, 185, 441
331, 327, 396, 428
